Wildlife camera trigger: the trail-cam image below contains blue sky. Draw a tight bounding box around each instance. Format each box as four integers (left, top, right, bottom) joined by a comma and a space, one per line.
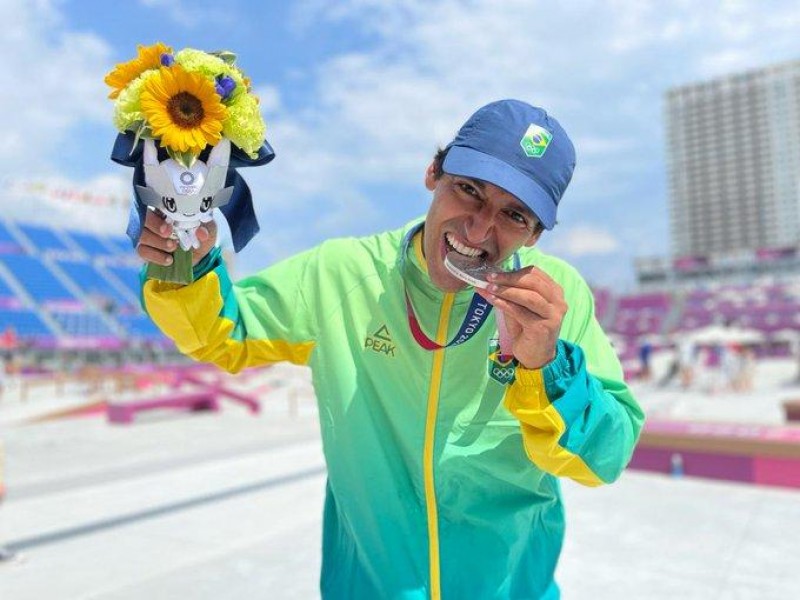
3, 0, 800, 289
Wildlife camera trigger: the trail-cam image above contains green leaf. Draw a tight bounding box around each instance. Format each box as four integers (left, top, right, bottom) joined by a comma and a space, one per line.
165, 147, 198, 169
209, 50, 237, 65
131, 121, 153, 152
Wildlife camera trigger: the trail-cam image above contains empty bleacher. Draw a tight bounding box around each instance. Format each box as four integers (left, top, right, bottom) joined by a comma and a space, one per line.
51, 311, 114, 338
105, 264, 141, 299
0, 275, 17, 304
66, 231, 119, 257
674, 282, 800, 335
56, 259, 135, 309
0, 308, 53, 338
0, 254, 76, 303
109, 236, 133, 254
18, 224, 71, 253
116, 314, 163, 339
0, 219, 162, 347
0, 221, 23, 254
610, 292, 672, 338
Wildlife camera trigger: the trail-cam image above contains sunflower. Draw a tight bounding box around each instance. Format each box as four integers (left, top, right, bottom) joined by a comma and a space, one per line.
105, 42, 172, 99
140, 65, 227, 156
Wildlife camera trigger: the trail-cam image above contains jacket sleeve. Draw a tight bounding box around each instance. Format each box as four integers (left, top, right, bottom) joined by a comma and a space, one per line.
140, 246, 319, 373
503, 272, 644, 487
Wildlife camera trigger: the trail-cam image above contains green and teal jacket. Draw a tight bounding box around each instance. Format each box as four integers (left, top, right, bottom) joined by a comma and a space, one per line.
141, 220, 644, 600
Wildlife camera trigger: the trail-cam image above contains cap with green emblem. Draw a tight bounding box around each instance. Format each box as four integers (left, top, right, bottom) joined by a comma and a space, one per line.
442, 99, 576, 230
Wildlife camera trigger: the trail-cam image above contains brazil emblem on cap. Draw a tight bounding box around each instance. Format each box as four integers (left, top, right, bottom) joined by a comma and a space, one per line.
520, 124, 552, 158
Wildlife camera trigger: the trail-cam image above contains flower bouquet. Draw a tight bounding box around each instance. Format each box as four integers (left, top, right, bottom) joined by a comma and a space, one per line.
107, 42, 274, 284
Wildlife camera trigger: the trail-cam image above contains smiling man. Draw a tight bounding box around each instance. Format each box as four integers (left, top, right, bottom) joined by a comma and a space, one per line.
137, 99, 644, 599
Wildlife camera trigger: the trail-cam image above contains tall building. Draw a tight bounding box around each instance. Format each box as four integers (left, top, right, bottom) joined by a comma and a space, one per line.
665, 60, 800, 258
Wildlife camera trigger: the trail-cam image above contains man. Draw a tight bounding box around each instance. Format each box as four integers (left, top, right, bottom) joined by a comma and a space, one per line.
137, 99, 644, 599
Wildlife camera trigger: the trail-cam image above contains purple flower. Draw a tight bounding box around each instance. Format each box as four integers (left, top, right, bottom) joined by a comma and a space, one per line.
215, 75, 236, 100
160, 53, 175, 67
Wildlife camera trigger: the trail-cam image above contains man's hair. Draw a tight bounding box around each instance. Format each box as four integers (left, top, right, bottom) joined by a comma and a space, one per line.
432, 147, 449, 180
432, 147, 545, 235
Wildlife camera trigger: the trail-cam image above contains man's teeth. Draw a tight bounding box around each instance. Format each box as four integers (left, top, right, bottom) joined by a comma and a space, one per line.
446, 233, 484, 257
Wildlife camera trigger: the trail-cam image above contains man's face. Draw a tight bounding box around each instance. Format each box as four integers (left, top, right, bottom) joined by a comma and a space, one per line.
422, 162, 543, 292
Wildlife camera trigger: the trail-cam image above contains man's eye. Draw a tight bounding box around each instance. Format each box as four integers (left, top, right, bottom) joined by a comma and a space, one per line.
457, 182, 479, 197
506, 211, 528, 226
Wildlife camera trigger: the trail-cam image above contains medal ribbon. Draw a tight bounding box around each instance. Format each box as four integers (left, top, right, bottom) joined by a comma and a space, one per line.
400, 223, 520, 351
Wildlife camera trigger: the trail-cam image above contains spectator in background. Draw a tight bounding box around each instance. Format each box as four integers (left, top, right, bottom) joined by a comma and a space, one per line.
734, 346, 756, 392
679, 338, 696, 389
638, 340, 653, 381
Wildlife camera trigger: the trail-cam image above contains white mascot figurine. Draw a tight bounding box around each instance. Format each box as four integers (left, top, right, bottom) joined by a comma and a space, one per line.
136, 138, 234, 251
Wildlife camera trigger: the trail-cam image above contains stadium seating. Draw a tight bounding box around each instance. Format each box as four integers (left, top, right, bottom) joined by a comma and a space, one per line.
56, 259, 135, 308
0, 220, 161, 347
105, 265, 141, 298
0, 221, 23, 254
674, 282, 800, 334
611, 292, 672, 337
116, 314, 163, 339
0, 255, 76, 302
66, 231, 119, 256
0, 276, 16, 301
0, 308, 53, 338
18, 224, 71, 253
50, 311, 115, 337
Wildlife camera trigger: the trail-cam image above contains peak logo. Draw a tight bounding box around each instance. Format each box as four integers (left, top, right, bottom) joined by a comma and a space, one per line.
365, 324, 396, 357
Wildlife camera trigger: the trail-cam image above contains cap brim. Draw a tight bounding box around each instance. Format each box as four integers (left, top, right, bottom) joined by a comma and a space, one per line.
442, 146, 556, 229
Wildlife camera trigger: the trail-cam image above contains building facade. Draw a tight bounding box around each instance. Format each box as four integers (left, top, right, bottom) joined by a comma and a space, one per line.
666, 60, 800, 258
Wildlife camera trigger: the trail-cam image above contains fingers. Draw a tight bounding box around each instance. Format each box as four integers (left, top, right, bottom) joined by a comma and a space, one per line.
484, 267, 566, 318
138, 209, 176, 266
143, 208, 173, 237
196, 225, 211, 243
192, 222, 217, 265
138, 226, 177, 253
484, 283, 558, 320
138, 209, 219, 267
488, 266, 559, 298
137, 242, 174, 266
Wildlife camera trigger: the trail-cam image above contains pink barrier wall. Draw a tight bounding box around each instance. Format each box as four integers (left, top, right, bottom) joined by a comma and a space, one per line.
630, 420, 800, 489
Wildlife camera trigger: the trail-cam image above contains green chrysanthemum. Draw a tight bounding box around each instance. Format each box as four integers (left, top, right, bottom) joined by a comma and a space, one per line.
223, 92, 266, 158
174, 49, 246, 102
112, 69, 159, 132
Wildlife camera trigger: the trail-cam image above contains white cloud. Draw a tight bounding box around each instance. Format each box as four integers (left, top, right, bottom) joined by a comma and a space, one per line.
0, 0, 112, 175
546, 225, 621, 257
253, 85, 282, 114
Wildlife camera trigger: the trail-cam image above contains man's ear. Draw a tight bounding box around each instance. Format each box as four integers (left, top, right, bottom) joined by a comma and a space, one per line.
523, 229, 543, 247
424, 162, 437, 191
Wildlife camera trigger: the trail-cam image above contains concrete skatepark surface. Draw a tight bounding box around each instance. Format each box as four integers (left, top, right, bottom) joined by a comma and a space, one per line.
1, 363, 799, 599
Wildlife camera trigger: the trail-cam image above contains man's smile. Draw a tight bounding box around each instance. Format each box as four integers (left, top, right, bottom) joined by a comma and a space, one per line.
443, 232, 487, 259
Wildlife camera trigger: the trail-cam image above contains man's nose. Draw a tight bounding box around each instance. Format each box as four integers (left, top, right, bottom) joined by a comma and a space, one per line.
465, 206, 495, 244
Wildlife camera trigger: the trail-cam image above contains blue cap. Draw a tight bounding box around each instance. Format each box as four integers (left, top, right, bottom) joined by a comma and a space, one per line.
442, 99, 576, 230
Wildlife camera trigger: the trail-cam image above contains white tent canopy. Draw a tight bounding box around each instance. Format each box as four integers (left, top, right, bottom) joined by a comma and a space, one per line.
684, 324, 765, 346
